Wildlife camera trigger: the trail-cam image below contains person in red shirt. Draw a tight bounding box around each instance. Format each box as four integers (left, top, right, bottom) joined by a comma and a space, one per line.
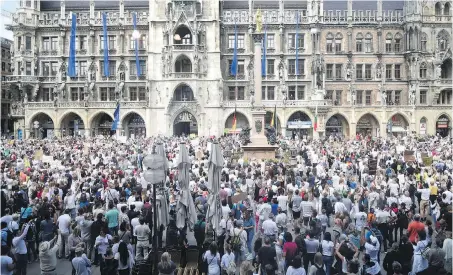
283, 232, 298, 267
407, 214, 425, 243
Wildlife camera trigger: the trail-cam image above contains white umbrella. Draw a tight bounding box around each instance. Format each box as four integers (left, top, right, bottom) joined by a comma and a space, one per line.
206, 141, 224, 230
155, 142, 170, 228
175, 142, 197, 229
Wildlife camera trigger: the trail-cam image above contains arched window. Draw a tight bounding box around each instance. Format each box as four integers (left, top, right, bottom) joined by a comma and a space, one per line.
326, 33, 334, 53
445, 2, 451, 15
437, 29, 450, 51
441, 58, 452, 79
420, 32, 427, 51
173, 84, 195, 101
435, 2, 443, 16
364, 33, 373, 53
394, 33, 402, 52
174, 25, 192, 45
419, 62, 427, 78
356, 33, 363, 52
335, 33, 343, 52
385, 33, 393, 52
174, 55, 192, 73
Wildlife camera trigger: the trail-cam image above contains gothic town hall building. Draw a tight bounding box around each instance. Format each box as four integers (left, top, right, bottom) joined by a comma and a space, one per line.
2, 0, 452, 139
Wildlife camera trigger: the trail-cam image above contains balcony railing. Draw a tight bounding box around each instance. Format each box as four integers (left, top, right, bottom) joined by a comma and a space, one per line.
173, 72, 195, 79
173, 44, 195, 51
27, 102, 54, 108
121, 101, 148, 108
422, 15, 452, 22
6, 75, 39, 82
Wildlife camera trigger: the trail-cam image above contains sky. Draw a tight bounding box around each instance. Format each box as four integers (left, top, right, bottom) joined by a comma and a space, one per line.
1, 0, 19, 40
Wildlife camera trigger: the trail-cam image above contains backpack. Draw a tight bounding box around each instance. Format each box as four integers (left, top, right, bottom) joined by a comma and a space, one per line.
313, 187, 320, 198
230, 229, 243, 252
226, 254, 236, 275
322, 197, 333, 215
315, 265, 326, 275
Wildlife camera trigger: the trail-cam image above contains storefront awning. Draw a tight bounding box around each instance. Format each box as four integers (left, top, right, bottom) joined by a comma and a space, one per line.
287, 121, 312, 129
391, 126, 407, 132
224, 128, 242, 134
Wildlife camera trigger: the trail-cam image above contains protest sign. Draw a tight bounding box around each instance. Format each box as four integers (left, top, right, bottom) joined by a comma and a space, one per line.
403, 150, 415, 162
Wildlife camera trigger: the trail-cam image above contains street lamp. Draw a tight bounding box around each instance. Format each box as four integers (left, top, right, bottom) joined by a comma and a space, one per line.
142, 149, 166, 275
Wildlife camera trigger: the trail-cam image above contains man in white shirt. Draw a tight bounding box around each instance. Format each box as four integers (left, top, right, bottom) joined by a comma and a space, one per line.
375, 206, 390, 251
12, 223, 29, 275
417, 183, 431, 220
354, 205, 367, 231
275, 208, 287, 233
57, 209, 72, 259
262, 213, 278, 242
134, 218, 150, 260
277, 194, 288, 212
64, 189, 77, 219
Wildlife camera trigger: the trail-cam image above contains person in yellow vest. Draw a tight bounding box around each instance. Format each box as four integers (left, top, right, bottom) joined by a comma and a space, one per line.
429, 181, 438, 204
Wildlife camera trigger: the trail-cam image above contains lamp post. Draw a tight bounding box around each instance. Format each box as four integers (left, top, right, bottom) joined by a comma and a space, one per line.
142, 149, 166, 275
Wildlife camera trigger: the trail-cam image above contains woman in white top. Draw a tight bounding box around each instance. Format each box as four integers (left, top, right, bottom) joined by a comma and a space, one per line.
114, 242, 134, 275
203, 242, 221, 275
220, 245, 235, 275
321, 232, 335, 275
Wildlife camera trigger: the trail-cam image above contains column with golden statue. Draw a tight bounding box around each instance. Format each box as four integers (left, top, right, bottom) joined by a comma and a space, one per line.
242, 9, 279, 160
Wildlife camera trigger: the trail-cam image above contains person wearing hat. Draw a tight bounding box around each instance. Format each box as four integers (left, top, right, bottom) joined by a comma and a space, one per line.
71, 244, 91, 275
39, 230, 62, 275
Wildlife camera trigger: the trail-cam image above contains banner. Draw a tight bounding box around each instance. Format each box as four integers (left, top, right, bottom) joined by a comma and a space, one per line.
403, 150, 415, 162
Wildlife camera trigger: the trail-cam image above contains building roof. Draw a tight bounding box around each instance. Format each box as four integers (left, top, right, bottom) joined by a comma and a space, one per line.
223, 0, 306, 10
1, 37, 13, 48
223, 0, 403, 11
40, 0, 149, 11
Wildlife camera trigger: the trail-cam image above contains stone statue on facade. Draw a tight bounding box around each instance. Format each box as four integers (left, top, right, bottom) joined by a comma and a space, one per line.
346, 63, 353, 80
409, 87, 416, 106
278, 62, 284, 80
315, 55, 325, 89
436, 65, 442, 79
53, 85, 59, 107
376, 63, 382, 79
255, 9, 263, 33
381, 89, 387, 106
23, 91, 28, 103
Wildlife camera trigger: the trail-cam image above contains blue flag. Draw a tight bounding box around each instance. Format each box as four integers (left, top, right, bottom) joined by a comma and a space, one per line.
133, 13, 141, 76
68, 13, 76, 77
295, 11, 299, 75
111, 103, 120, 131
102, 13, 109, 77
230, 22, 238, 76
262, 26, 267, 77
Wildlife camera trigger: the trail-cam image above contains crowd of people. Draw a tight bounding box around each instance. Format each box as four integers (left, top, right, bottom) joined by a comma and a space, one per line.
0, 133, 452, 275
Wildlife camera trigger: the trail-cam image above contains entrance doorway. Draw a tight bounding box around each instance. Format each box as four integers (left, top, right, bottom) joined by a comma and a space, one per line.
356, 113, 380, 137
30, 113, 54, 139
91, 112, 114, 136
436, 114, 451, 137
173, 111, 198, 136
